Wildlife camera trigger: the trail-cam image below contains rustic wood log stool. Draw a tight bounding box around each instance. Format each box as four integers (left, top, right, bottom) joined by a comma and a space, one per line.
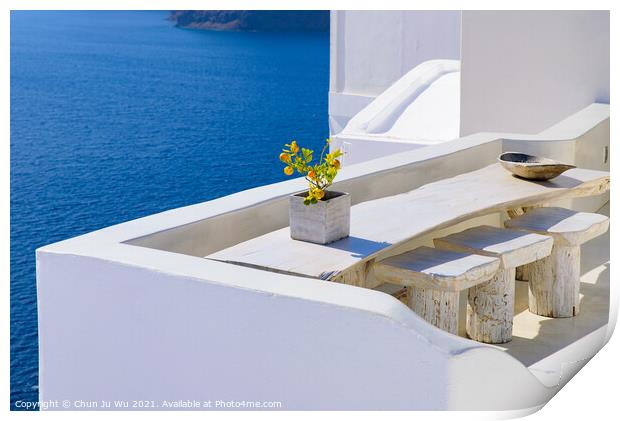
434, 226, 553, 343
373, 246, 500, 335
505, 207, 609, 318
373, 283, 409, 305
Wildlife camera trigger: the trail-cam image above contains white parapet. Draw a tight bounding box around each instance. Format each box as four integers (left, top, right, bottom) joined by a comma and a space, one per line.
331, 60, 461, 166
37, 104, 609, 411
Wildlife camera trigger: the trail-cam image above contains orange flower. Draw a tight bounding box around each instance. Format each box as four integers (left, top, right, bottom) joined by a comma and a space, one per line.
279, 139, 342, 205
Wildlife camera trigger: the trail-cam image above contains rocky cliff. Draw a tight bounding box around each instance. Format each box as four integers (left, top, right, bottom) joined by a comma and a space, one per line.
169, 10, 329, 32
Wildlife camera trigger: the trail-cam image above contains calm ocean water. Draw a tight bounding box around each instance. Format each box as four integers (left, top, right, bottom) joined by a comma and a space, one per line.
10, 10, 329, 409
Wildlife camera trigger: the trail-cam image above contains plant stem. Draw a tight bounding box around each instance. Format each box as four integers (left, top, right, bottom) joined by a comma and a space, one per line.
305, 177, 321, 189
319, 140, 329, 164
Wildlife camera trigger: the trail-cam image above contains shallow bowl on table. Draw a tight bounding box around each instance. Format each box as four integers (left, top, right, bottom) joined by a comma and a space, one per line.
498, 152, 576, 181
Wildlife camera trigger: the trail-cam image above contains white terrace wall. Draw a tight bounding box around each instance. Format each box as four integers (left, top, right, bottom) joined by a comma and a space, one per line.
127, 104, 609, 258
37, 105, 609, 412
329, 10, 461, 134
128, 133, 501, 257
460, 11, 610, 136
36, 249, 554, 411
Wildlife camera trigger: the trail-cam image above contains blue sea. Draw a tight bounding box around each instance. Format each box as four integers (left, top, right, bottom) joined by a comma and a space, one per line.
10, 10, 329, 409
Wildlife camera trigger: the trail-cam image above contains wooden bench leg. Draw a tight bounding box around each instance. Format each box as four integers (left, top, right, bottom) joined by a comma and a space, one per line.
466, 268, 516, 344
508, 204, 545, 283
525, 245, 581, 317
407, 286, 459, 335
515, 266, 524, 281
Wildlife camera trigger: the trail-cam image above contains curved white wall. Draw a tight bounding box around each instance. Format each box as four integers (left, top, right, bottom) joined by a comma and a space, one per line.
38, 249, 567, 412
329, 10, 461, 133
332, 60, 461, 166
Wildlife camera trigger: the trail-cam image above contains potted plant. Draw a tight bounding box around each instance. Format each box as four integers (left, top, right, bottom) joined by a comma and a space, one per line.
280, 139, 350, 244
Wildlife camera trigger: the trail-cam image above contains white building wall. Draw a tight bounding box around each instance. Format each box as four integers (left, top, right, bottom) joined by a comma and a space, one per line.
329, 10, 461, 134
37, 249, 559, 412
460, 10, 609, 136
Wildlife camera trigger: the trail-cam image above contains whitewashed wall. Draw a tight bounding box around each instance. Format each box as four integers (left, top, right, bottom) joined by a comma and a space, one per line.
37, 105, 609, 411
329, 10, 461, 133
37, 250, 557, 412
460, 11, 610, 136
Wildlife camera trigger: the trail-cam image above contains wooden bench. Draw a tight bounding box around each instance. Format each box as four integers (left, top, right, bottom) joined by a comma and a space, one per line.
373, 283, 408, 304
505, 207, 609, 318
372, 246, 500, 335
434, 226, 553, 343
207, 164, 609, 288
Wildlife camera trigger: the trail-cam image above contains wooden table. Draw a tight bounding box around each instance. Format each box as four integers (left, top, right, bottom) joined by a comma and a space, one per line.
207, 164, 609, 288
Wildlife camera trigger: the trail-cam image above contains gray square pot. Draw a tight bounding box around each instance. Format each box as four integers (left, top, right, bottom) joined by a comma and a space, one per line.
289, 191, 351, 244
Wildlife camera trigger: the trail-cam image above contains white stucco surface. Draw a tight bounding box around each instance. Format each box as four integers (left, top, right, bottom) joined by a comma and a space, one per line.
342, 60, 460, 139
330, 11, 461, 97
386, 71, 460, 141
460, 10, 610, 136
329, 10, 461, 134
332, 60, 461, 166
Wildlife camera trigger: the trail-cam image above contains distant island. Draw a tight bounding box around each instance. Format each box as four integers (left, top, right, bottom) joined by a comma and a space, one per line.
169, 10, 329, 32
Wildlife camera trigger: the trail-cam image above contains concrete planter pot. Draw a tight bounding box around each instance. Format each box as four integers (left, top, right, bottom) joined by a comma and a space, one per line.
289, 191, 351, 244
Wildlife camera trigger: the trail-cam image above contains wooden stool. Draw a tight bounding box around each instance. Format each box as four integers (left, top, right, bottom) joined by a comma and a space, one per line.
373, 283, 409, 304
434, 226, 553, 343
373, 246, 500, 335
505, 207, 609, 318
